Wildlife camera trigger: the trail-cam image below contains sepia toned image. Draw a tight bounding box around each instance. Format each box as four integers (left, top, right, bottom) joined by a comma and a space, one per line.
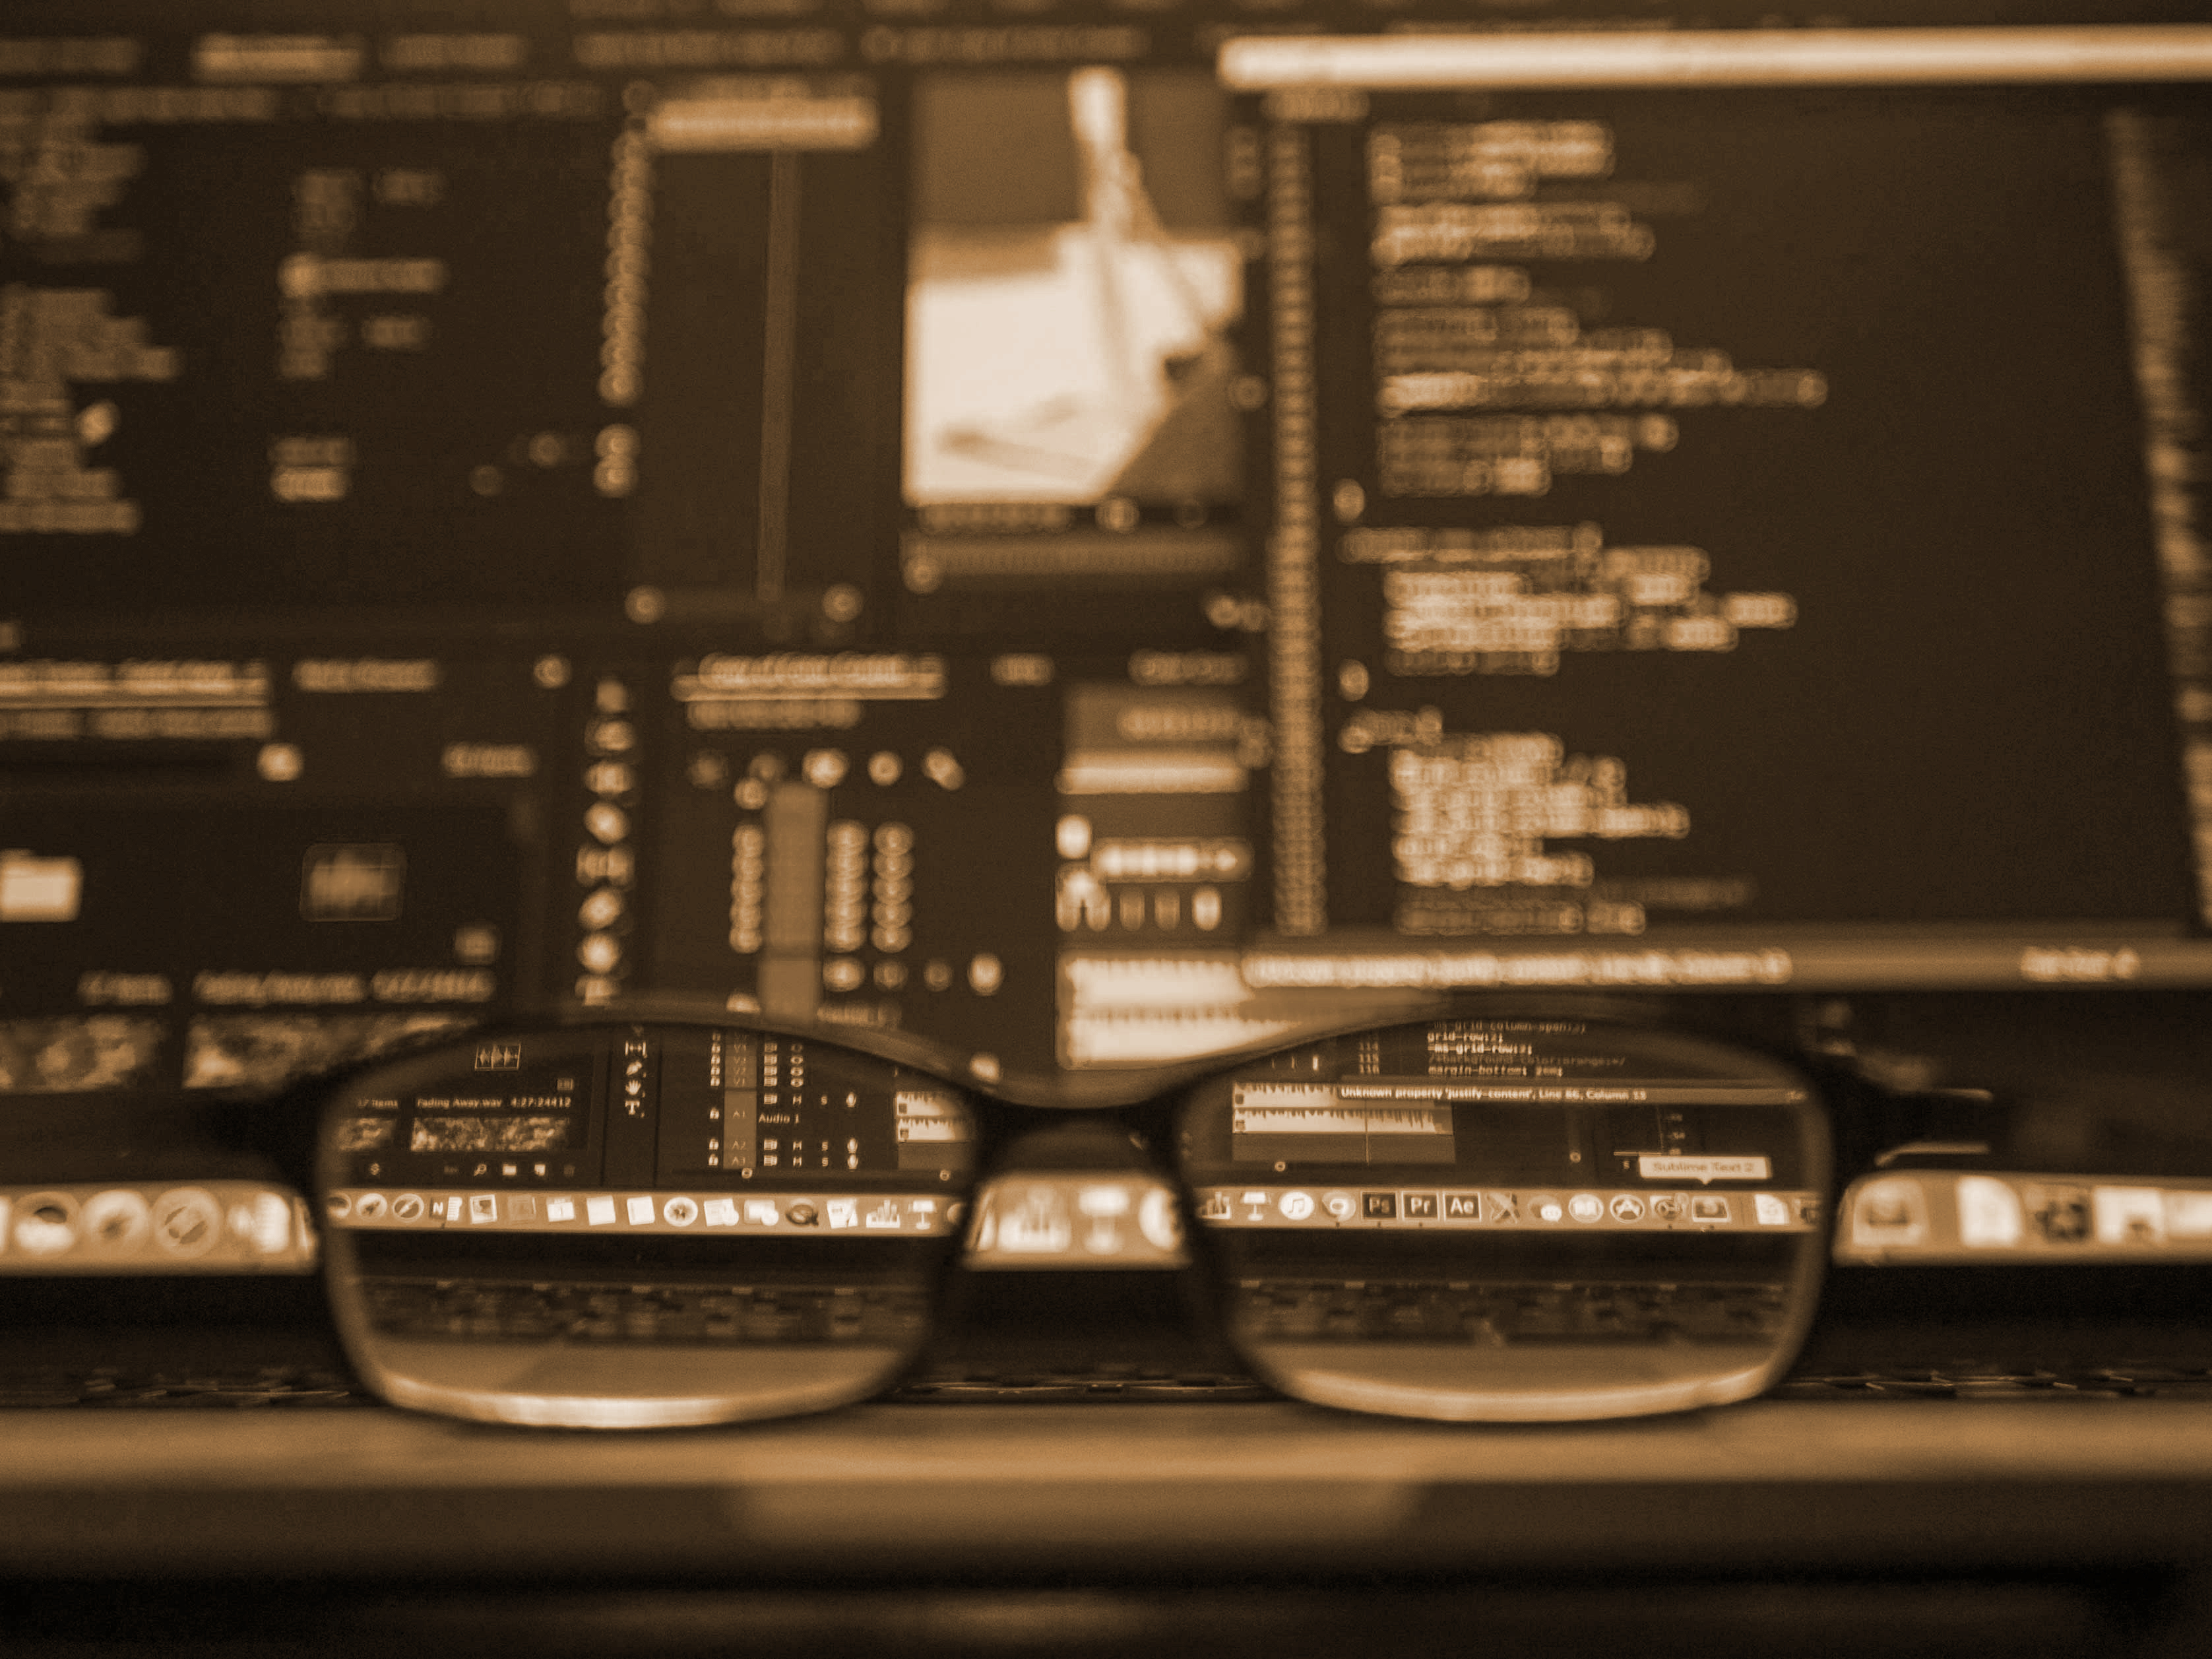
7, 5, 2212, 1656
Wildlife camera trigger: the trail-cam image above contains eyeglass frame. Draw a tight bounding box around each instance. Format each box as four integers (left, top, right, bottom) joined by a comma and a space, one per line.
248, 991, 1858, 1429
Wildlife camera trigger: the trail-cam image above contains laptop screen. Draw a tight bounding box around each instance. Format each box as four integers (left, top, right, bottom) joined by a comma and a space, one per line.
3, 9, 2210, 1099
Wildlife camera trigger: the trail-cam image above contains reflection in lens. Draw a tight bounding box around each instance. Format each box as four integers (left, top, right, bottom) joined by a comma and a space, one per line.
317, 1025, 975, 1427
1180, 1018, 1828, 1421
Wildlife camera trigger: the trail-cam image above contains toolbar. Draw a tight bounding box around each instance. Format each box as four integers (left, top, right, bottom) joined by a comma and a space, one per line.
1195, 1185, 1821, 1232
329, 1187, 959, 1237
0, 1183, 315, 1274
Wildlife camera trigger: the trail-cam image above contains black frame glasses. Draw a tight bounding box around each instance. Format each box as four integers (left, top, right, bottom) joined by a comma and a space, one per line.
300, 998, 1839, 1429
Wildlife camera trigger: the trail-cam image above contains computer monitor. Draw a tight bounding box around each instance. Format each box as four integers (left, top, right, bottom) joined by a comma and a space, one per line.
3, 6, 2211, 1101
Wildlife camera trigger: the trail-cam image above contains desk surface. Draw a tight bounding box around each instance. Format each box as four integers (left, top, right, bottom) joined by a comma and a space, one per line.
7, 1400, 2212, 1577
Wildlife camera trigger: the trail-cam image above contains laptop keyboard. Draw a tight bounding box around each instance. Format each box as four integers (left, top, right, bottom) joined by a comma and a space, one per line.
5, 1277, 2210, 1406
1766, 1367, 2212, 1400
1230, 1279, 1794, 1344
361, 1278, 930, 1346
8, 1360, 2212, 1408
0, 1366, 367, 1409
357, 1276, 1792, 1348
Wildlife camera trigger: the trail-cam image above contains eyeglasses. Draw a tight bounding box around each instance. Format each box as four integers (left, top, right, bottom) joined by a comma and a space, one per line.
309, 1002, 1832, 1428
